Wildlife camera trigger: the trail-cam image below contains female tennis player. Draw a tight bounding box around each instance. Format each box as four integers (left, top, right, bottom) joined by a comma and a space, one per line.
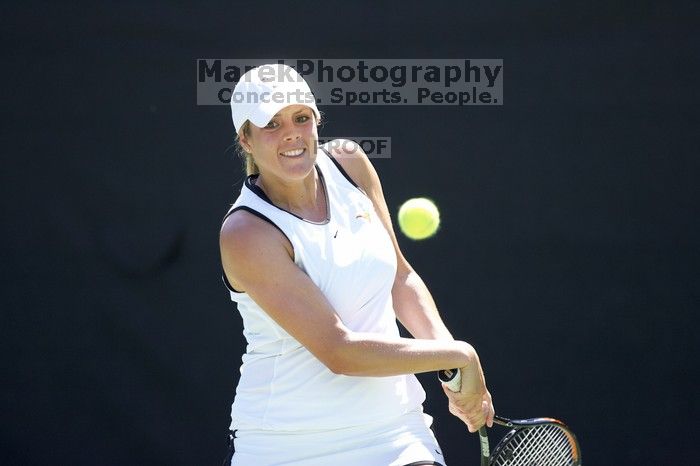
220, 64, 494, 465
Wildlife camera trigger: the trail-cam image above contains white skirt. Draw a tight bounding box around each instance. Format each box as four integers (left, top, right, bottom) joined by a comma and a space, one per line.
230, 408, 446, 466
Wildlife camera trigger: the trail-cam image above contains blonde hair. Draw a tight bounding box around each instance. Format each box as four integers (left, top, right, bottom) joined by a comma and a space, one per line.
235, 121, 259, 176
235, 112, 322, 176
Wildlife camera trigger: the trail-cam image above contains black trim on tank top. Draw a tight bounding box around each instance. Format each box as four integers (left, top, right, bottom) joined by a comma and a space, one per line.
319, 146, 361, 189
221, 273, 240, 293
243, 169, 330, 225
244, 176, 280, 212
402, 462, 444, 466
220, 206, 294, 293
223, 206, 291, 241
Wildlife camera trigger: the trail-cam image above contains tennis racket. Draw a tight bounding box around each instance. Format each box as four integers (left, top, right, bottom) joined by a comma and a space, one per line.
438, 369, 581, 466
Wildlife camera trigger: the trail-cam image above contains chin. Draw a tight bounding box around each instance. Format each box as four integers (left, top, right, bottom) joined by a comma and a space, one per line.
278, 148, 316, 174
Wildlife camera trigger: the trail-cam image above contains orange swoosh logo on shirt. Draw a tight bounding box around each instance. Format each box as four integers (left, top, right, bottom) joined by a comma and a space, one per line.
355, 212, 371, 222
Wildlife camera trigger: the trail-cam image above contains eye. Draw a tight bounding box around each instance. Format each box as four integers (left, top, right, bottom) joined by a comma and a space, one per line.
295, 114, 311, 123
264, 120, 279, 129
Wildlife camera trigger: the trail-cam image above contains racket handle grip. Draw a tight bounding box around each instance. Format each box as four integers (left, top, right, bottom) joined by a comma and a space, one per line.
479, 426, 490, 466
438, 368, 462, 392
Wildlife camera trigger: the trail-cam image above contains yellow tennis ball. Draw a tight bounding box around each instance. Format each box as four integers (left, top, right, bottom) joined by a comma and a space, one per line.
397, 198, 440, 240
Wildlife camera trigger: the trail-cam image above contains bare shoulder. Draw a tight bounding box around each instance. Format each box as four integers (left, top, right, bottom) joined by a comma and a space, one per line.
220, 209, 293, 290
221, 209, 278, 246
321, 139, 378, 193
220, 209, 292, 256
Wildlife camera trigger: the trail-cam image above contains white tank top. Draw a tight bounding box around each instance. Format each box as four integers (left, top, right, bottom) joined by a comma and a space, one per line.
224, 148, 426, 431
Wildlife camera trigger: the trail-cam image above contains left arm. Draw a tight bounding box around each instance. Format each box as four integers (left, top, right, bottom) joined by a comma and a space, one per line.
392, 263, 453, 340
328, 140, 453, 340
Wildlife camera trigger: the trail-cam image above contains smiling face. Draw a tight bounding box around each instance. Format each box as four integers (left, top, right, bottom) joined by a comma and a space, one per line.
239, 104, 319, 183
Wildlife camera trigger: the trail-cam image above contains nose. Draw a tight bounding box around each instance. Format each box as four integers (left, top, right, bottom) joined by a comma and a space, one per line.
283, 130, 301, 142
280, 118, 302, 141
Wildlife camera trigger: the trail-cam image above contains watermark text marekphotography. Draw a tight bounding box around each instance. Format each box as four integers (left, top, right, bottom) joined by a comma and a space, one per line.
197, 59, 503, 106
319, 138, 391, 159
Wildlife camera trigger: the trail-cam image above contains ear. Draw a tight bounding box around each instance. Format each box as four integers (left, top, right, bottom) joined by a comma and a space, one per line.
238, 131, 252, 153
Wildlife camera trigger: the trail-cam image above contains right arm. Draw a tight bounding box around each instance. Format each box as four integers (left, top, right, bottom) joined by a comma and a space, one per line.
219, 210, 477, 377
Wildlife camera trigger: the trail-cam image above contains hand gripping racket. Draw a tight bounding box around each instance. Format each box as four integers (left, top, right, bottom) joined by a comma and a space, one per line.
438, 369, 582, 466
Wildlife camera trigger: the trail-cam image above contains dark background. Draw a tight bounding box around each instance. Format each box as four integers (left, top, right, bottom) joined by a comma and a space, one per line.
3, 1, 698, 465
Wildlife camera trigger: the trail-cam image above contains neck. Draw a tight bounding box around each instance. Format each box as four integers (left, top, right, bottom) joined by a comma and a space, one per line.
256, 167, 326, 220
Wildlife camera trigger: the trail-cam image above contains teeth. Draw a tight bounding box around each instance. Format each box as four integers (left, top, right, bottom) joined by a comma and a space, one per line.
281, 148, 304, 157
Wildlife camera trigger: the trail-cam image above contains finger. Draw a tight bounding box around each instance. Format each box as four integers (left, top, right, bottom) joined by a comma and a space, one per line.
463, 415, 477, 433
448, 403, 464, 418
467, 415, 486, 431
464, 405, 487, 431
450, 405, 469, 422
487, 402, 495, 428
448, 403, 474, 430
448, 395, 480, 412
479, 400, 490, 428
481, 391, 494, 428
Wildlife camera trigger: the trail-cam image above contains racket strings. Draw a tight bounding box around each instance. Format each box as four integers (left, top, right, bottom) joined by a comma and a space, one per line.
491, 424, 577, 466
